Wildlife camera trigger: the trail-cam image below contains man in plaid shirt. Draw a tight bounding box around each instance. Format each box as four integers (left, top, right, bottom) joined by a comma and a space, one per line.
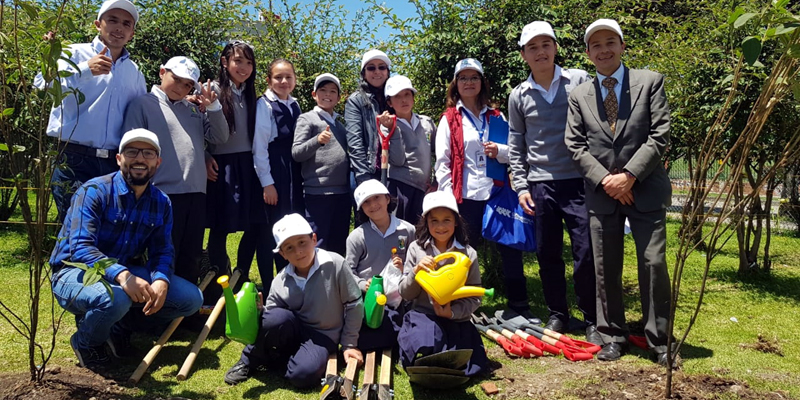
50, 129, 202, 372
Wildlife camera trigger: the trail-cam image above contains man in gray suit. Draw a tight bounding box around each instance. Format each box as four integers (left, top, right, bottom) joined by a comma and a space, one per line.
564, 18, 677, 367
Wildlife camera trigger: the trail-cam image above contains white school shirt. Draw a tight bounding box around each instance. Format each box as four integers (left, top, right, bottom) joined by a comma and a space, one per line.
33, 36, 146, 150
597, 63, 625, 103
284, 249, 326, 291
314, 106, 340, 126
434, 100, 510, 201
368, 215, 401, 238
525, 65, 572, 104
396, 114, 420, 131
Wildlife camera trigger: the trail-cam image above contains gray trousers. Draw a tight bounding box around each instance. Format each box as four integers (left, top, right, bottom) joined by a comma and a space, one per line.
590, 206, 671, 353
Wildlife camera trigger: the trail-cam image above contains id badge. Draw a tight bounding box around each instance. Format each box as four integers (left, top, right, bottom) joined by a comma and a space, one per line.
476, 151, 487, 169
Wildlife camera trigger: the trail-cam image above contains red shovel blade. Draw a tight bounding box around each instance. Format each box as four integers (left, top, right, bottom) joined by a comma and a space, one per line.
525, 335, 561, 355
629, 335, 649, 350
499, 337, 529, 358
561, 344, 594, 362
569, 339, 602, 354
512, 335, 543, 357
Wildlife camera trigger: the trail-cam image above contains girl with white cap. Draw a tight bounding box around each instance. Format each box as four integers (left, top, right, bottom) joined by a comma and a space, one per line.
396, 191, 487, 376
380, 75, 437, 221
345, 49, 393, 186
434, 58, 525, 316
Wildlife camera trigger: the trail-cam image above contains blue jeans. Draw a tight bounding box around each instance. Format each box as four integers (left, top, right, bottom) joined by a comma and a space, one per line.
52, 266, 203, 350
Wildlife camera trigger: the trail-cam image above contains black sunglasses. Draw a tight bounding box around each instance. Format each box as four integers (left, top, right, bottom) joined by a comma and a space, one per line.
365, 65, 388, 72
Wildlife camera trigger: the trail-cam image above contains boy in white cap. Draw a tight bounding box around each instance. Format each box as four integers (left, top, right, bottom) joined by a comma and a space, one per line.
292, 73, 350, 256
507, 21, 600, 344
380, 75, 437, 221
123, 56, 229, 285
564, 18, 675, 366
50, 128, 202, 372
34, 0, 146, 221
225, 213, 363, 388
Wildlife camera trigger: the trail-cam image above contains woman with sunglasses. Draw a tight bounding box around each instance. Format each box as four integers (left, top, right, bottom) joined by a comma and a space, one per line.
434, 58, 531, 319
345, 49, 392, 187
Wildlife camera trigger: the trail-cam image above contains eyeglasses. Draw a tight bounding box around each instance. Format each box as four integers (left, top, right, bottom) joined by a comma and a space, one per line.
457, 76, 481, 84
122, 148, 158, 159
365, 65, 388, 72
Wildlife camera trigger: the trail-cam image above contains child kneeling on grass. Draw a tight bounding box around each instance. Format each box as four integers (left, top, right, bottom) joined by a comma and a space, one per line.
224, 213, 364, 388
397, 191, 488, 376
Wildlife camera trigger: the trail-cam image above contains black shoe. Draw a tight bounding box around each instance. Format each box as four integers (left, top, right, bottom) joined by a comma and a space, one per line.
543, 316, 567, 334
585, 325, 603, 346
597, 342, 627, 361
656, 350, 682, 369
106, 325, 135, 358
71, 333, 110, 371
225, 360, 253, 385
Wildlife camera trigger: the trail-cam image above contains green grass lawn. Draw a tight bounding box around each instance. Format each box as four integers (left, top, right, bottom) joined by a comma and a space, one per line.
0, 218, 799, 399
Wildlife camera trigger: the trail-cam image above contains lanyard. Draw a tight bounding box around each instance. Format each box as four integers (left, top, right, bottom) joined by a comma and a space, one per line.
462, 110, 487, 142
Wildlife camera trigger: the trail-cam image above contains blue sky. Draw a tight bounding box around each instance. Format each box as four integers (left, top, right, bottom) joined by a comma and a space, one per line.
288, 0, 421, 41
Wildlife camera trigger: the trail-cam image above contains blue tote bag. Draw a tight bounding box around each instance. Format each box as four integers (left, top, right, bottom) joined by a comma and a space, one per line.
481, 182, 536, 252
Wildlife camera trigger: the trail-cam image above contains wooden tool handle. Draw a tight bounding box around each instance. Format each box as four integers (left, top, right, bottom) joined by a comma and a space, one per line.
325, 353, 338, 376
362, 351, 376, 385
379, 348, 392, 386
128, 270, 216, 384
176, 269, 242, 380
344, 356, 359, 381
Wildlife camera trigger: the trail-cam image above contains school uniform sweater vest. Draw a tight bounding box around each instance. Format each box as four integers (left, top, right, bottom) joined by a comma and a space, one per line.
387, 115, 436, 191
123, 93, 229, 194
268, 98, 304, 211
512, 79, 582, 182
211, 87, 252, 154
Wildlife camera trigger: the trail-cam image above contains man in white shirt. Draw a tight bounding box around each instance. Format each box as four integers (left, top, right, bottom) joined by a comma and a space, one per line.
34, 0, 146, 221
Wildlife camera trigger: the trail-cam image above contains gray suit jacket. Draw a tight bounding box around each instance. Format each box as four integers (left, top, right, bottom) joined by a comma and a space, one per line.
565, 66, 671, 214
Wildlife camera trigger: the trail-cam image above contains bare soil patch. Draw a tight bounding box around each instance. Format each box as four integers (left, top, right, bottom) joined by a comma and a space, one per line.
740, 334, 784, 357
483, 347, 794, 400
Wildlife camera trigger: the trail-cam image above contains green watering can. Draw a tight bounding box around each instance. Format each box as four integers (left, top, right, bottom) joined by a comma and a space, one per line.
364, 275, 387, 329
218, 275, 259, 345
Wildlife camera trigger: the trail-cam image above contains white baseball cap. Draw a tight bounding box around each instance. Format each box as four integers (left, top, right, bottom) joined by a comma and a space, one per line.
272, 213, 314, 253
422, 191, 460, 217
97, 0, 139, 24
354, 179, 390, 210
360, 49, 392, 71
161, 56, 201, 91
519, 21, 557, 47
453, 58, 484, 78
584, 18, 624, 46
314, 73, 341, 92
119, 128, 161, 155
384, 75, 417, 98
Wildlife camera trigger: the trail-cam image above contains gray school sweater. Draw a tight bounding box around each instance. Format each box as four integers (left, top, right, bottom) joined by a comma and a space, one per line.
122, 86, 230, 194
209, 81, 252, 155
265, 249, 364, 348
345, 215, 416, 292
292, 110, 349, 195
386, 115, 436, 191
508, 69, 589, 196
398, 240, 481, 322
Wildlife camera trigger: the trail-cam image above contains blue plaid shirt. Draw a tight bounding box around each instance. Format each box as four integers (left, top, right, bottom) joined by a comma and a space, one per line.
50, 171, 174, 284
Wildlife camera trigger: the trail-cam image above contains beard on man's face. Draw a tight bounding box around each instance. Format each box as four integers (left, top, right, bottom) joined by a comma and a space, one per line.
121, 162, 155, 186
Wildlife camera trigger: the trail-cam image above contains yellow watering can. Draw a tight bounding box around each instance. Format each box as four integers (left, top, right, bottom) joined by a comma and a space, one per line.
415, 251, 494, 304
